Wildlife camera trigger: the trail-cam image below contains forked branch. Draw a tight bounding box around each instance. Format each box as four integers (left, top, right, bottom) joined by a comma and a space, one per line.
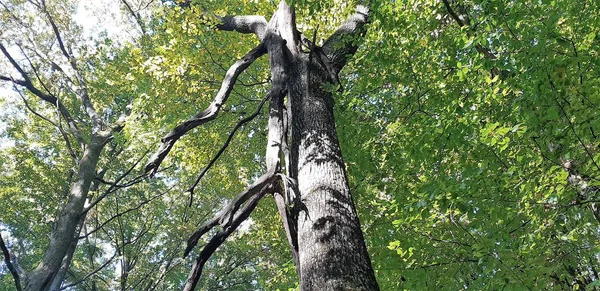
184, 169, 279, 257
0, 42, 84, 144
441, 0, 497, 60
183, 173, 280, 291
322, 3, 370, 74
186, 90, 286, 204
144, 42, 267, 175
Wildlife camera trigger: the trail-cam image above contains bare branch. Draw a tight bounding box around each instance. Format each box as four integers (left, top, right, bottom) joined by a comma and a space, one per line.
14, 85, 57, 127
176, 0, 267, 38
78, 187, 172, 240
186, 91, 278, 204
184, 170, 279, 257
441, 0, 497, 60
144, 43, 267, 175
59, 252, 118, 290
42, 3, 71, 62
322, 4, 370, 74
183, 176, 278, 291
441, 0, 465, 27
0, 234, 23, 291
16, 43, 60, 101
216, 15, 267, 39
121, 0, 147, 34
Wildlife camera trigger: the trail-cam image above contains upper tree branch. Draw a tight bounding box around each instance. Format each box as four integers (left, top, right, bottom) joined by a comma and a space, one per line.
0, 42, 84, 144
42, 2, 71, 62
144, 42, 267, 175
0, 234, 23, 291
121, 0, 147, 35
42, 1, 102, 128
322, 4, 370, 74
186, 91, 275, 203
176, 0, 267, 39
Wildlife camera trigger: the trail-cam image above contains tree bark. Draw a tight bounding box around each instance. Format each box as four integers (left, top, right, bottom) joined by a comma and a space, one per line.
24, 134, 106, 291
270, 3, 379, 290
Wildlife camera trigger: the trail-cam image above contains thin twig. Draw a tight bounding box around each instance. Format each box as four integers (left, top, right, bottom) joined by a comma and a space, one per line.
187, 92, 274, 204
60, 252, 118, 289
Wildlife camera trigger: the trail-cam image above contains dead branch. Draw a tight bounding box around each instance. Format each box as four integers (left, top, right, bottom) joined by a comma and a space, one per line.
186, 90, 282, 204
184, 169, 279, 257
175, 1, 267, 38
144, 42, 267, 175
441, 0, 498, 60
183, 176, 278, 291
322, 4, 370, 74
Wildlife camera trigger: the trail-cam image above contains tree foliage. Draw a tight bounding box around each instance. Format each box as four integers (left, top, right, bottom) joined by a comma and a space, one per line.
1, 0, 599, 290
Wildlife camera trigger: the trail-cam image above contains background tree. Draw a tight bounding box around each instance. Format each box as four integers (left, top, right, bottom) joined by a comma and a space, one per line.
0, 0, 175, 289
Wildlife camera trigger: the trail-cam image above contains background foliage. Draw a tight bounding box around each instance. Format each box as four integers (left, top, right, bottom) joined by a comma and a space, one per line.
1, 0, 599, 290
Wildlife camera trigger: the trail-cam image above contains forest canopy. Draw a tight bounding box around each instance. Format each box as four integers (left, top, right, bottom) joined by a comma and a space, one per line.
1, 0, 599, 290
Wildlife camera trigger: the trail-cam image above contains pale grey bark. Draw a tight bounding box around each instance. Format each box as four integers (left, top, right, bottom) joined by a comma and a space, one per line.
24, 134, 107, 291
46, 237, 77, 290
145, 44, 268, 176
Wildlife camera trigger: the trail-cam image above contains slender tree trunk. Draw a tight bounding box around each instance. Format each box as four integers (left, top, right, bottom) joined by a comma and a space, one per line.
24, 134, 106, 291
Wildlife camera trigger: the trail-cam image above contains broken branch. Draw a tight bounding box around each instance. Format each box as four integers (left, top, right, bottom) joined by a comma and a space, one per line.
183, 176, 278, 291
186, 91, 280, 204
144, 42, 267, 175
184, 170, 279, 257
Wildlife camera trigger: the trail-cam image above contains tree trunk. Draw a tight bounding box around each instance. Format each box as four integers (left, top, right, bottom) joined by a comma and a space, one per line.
46, 238, 77, 290
288, 53, 379, 291
24, 134, 106, 291
270, 3, 379, 290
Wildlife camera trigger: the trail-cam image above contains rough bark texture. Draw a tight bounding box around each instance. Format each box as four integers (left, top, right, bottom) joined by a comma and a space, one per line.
288, 43, 379, 291
273, 3, 379, 290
